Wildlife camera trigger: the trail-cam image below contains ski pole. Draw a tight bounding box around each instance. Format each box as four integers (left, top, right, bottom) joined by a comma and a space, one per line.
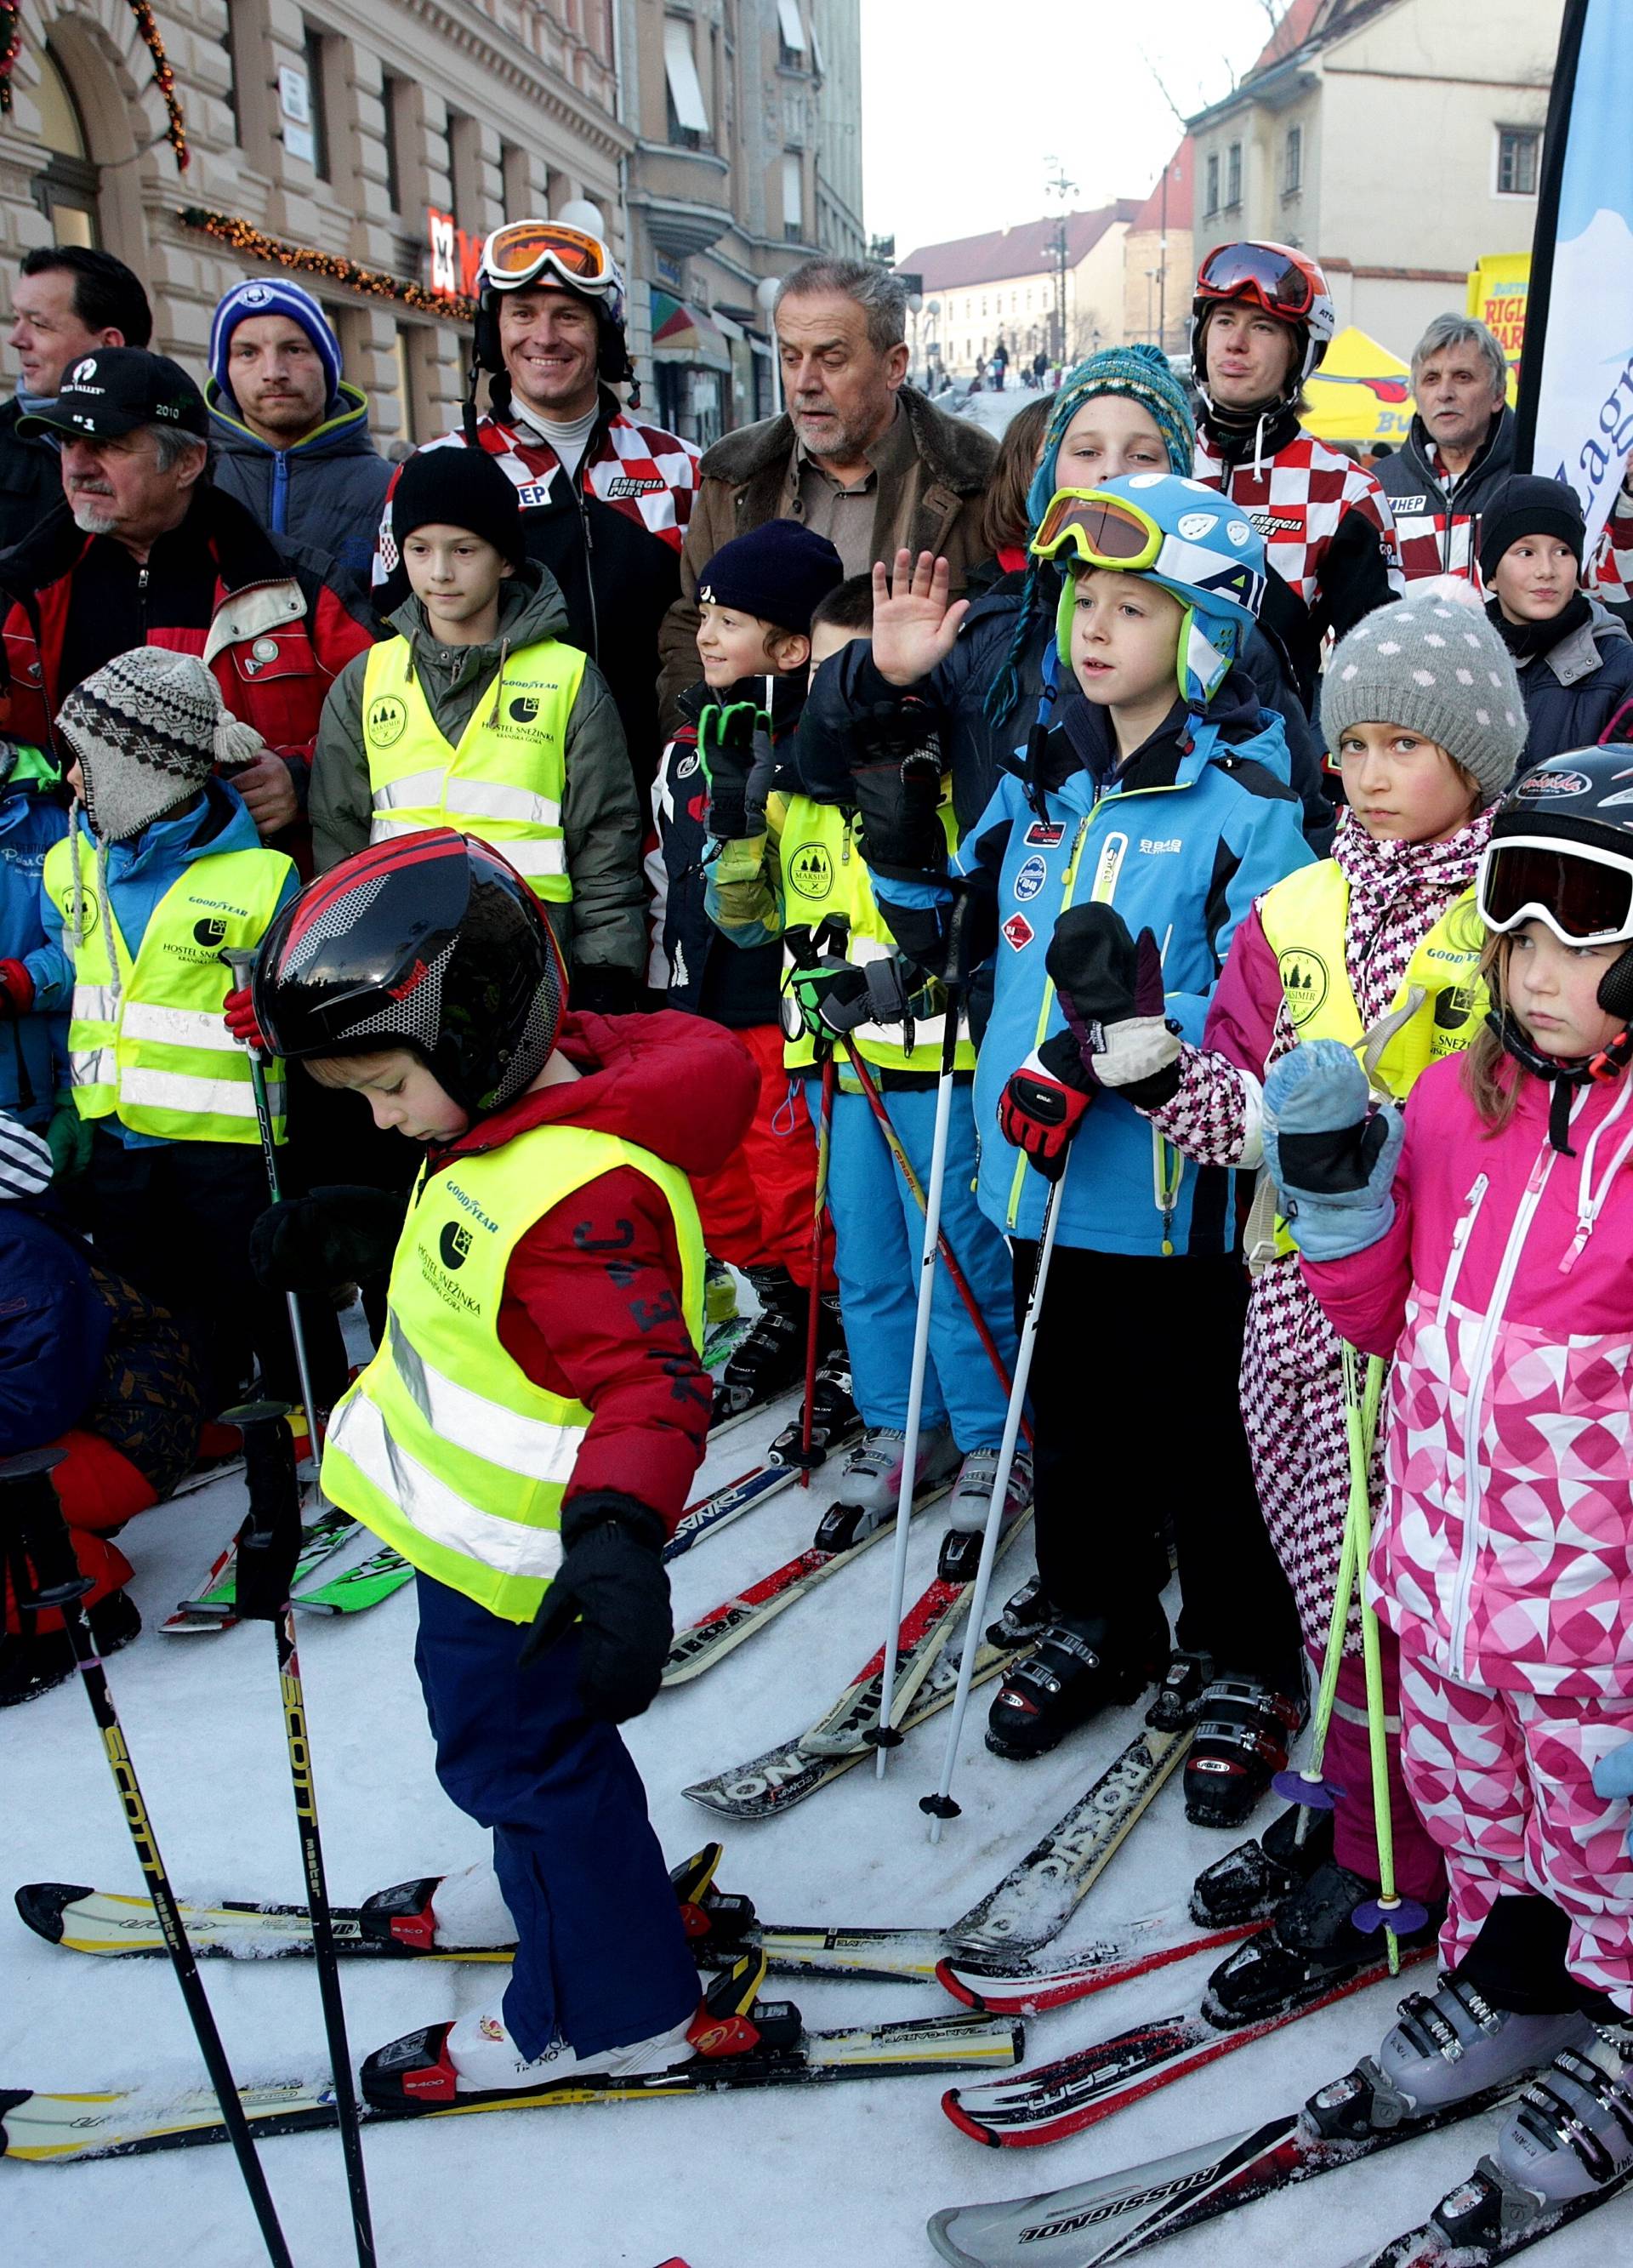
226, 1399, 375, 2265
795, 1051, 838, 1488
920, 1171, 1062, 1836
0, 1447, 294, 2268
221, 946, 325, 1477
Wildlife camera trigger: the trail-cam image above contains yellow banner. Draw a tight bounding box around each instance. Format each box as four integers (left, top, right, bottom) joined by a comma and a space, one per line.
1466, 254, 1529, 402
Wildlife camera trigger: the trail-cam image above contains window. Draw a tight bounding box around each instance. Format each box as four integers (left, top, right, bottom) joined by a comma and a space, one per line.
664, 17, 709, 145
381, 73, 404, 214
1497, 126, 1540, 197
777, 0, 807, 65
782, 150, 804, 241
303, 28, 330, 180
1204, 151, 1220, 217
1226, 140, 1242, 210
1283, 124, 1302, 196
30, 46, 100, 246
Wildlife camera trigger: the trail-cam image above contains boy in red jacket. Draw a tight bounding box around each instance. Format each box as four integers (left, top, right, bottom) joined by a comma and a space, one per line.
247, 828, 758, 2104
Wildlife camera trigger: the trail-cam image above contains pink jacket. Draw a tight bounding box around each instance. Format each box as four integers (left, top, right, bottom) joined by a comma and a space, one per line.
1305, 1053, 1633, 1699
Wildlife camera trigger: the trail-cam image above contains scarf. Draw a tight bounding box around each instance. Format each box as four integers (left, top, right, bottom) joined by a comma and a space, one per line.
1486, 590, 1593, 662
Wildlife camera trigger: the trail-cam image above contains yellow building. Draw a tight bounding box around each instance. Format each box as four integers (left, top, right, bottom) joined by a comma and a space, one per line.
896, 204, 1141, 383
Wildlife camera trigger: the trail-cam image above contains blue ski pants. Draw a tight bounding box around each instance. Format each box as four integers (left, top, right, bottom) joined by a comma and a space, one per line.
413, 1574, 699, 2060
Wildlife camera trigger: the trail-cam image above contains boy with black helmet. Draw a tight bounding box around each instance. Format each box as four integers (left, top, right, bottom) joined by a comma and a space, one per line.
248, 827, 760, 2106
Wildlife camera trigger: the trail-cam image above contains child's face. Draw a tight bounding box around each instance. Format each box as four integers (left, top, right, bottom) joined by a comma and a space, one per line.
809, 618, 865, 681
401, 525, 511, 632
1334, 722, 1479, 844
1491, 537, 1579, 624
1068, 567, 1183, 709
311, 1047, 469, 1144
1053, 396, 1169, 486
1505, 921, 1626, 1060
696, 601, 805, 688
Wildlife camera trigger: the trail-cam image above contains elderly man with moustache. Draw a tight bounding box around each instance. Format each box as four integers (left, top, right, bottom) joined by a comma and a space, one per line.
1374, 313, 1516, 584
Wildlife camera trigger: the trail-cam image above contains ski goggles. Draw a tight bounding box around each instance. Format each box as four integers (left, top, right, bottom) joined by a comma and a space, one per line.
1030, 489, 1165, 571
1195, 241, 1316, 321
1477, 835, 1633, 948
480, 220, 618, 299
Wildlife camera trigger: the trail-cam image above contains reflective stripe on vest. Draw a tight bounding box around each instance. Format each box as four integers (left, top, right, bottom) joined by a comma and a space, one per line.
778, 793, 973, 1074
42, 836, 293, 1144
361, 636, 582, 903
1259, 858, 1485, 1254
321, 1122, 706, 1622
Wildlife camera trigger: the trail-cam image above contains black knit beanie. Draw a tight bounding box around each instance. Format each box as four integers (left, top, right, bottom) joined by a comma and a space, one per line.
1478, 475, 1586, 585
391, 446, 526, 568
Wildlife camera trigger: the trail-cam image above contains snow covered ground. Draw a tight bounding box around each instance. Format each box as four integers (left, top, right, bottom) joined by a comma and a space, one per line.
947, 385, 1041, 442
2, 1395, 1617, 2268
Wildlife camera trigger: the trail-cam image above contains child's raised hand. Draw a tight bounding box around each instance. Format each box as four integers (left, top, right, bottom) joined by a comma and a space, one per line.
869, 550, 970, 688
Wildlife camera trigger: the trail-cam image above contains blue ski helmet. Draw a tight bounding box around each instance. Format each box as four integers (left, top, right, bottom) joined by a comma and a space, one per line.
1031, 473, 1268, 707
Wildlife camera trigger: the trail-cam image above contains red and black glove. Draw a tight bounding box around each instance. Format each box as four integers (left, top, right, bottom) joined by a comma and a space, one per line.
0, 957, 35, 1018
997, 1031, 1094, 1182
223, 985, 270, 1052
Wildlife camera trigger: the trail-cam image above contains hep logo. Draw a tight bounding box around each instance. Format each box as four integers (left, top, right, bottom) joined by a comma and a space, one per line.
366, 696, 407, 747
193, 917, 228, 948
509, 695, 540, 724
439, 1222, 472, 1270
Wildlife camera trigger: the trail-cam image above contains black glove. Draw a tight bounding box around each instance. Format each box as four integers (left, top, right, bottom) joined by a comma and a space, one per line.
248, 1186, 408, 1292
1045, 903, 1182, 1110
697, 700, 773, 839
848, 701, 948, 882
518, 1495, 673, 1722
572, 967, 639, 1017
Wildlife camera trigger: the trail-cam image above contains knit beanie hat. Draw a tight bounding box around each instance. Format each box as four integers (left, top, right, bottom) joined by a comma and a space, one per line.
390, 445, 526, 570
1477, 474, 1586, 584
57, 647, 264, 843
209, 277, 342, 410
698, 521, 844, 637
1024, 342, 1196, 533
1321, 583, 1528, 806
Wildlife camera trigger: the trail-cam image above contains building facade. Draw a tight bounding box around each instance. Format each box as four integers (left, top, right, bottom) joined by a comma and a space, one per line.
1120, 139, 1193, 362
896, 204, 1140, 383
1186, 0, 1562, 360
0, 0, 862, 453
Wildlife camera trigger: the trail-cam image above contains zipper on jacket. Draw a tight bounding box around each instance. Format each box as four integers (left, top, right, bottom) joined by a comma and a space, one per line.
136, 563, 149, 641
574, 484, 600, 659
1448, 1141, 1556, 1677
1435, 1171, 1489, 1328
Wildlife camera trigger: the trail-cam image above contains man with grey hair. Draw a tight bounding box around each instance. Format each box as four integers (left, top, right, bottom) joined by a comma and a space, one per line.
1376, 313, 1516, 582
657, 256, 996, 715
0, 348, 373, 848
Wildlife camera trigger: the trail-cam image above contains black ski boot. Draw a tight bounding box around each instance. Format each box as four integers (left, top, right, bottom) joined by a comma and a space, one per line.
712, 1264, 806, 1427
1190, 1800, 1335, 1929
1183, 1672, 1307, 1829
1146, 1649, 1214, 1734
985, 1613, 1167, 1762
1203, 1859, 1442, 2026
987, 1572, 1055, 1650
770, 1355, 858, 1471
0, 1588, 140, 1709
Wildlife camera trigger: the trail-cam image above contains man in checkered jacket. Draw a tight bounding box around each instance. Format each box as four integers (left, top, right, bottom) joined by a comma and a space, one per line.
373, 219, 698, 796
1190, 241, 1403, 712
1374, 314, 1516, 587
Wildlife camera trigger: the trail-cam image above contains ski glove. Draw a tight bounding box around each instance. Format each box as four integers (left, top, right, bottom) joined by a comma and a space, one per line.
848, 703, 948, 882
785, 950, 911, 1044
697, 700, 771, 840
1261, 1039, 1403, 1264
998, 1033, 1094, 1182
249, 1186, 409, 1291
520, 1496, 673, 1722
223, 984, 270, 1054
1592, 1742, 1633, 1855
46, 1098, 92, 1182
1046, 904, 1181, 1108
0, 957, 34, 1017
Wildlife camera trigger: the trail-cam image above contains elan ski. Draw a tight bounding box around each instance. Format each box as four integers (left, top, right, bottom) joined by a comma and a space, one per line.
290, 1541, 413, 1616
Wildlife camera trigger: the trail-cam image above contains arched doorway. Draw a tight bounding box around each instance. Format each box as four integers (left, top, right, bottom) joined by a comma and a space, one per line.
30, 45, 101, 247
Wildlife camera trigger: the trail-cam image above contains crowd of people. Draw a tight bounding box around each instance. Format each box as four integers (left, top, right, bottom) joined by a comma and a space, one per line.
7, 222, 1633, 2209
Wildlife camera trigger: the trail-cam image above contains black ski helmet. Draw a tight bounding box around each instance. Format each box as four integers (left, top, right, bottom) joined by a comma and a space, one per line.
252, 830, 567, 1117
1482, 746, 1633, 1023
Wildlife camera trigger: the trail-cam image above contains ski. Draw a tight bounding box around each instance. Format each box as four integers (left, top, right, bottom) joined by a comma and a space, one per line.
159, 1504, 360, 1635
703, 1315, 753, 1372
662, 1397, 864, 1568
290, 1539, 413, 1616
1340, 2157, 1633, 2266
925, 2066, 1527, 2267
165, 1456, 246, 1500
942, 1948, 1430, 2147
943, 1724, 1192, 1960
937, 1907, 1268, 2014
0, 2010, 1023, 2165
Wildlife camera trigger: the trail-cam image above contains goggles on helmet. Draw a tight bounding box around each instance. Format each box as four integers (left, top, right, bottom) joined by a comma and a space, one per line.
1195, 240, 1317, 322
1477, 836, 1633, 949
1030, 489, 1165, 572
480, 220, 621, 303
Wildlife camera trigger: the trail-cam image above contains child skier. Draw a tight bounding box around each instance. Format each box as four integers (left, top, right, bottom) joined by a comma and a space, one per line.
646, 520, 846, 1429
310, 444, 644, 1011
1262, 744, 1633, 2225
1480, 475, 1633, 761
0, 738, 71, 1161
249, 829, 759, 2103
1087, 584, 1528, 2012
851, 476, 1311, 1811
706, 573, 1026, 1564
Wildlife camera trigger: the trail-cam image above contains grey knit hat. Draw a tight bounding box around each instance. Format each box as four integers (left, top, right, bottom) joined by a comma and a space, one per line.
1320, 584, 1528, 807
57, 647, 265, 842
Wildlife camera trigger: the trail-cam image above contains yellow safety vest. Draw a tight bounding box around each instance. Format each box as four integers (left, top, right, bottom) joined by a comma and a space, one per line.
777, 791, 974, 1074
361, 634, 584, 900
1259, 858, 1485, 1255
321, 1121, 706, 1622
42, 835, 291, 1144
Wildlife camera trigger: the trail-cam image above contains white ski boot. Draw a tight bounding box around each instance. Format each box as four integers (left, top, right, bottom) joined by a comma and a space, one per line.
428, 1862, 516, 1950
1494, 2017, 1633, 2203
1375, 1975, 1594, 2113
938, 1448, 1033, 1581
444, 2003, 698, 2093
814, 1424, 959, 1552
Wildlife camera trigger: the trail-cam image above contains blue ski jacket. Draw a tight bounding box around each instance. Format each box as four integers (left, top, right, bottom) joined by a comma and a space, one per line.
0, 779, 67, 1128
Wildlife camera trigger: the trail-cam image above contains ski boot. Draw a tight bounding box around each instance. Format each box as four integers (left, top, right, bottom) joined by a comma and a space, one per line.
985, 1611, 1168, 1762
770, 1349, 859, 1474
1488, 2018, 1633, 2207
813, 1424, 959, 1552
0, 1588, 140, 1710
1182, 1672, 1307, 1829
1190, 1800, 1335, 1929
712, 1264, 806, 1428
704, 1256, 739, 1328
987, 1572, 1054, 1650
938, 1448, 1033, 1582
1372, 1976, 1593, 2117
1146, 1649, 1214, 1735
1202, 1859, 1442, 2027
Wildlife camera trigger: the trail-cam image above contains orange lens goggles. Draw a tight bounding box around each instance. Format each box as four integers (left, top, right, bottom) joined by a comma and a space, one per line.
483, 220, 612, 290
1029, 489, 1164, 570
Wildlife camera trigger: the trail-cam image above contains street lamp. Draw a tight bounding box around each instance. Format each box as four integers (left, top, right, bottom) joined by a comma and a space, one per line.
756, 272, 783, 415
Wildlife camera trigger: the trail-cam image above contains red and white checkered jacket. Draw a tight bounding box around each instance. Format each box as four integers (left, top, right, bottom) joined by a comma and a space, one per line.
1588, 487, 1633, 608
1193, 427, 1404, 617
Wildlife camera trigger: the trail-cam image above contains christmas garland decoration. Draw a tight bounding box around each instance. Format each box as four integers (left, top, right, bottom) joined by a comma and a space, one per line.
178, 208, 477, 323
128, 1, 189, 173
0, 9, 21, 117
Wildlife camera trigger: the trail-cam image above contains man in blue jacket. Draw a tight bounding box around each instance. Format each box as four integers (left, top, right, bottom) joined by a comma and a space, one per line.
207, 278, 391, 579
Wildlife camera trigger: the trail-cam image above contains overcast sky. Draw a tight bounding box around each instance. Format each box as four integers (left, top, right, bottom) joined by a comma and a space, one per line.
861, 0, 1294, 259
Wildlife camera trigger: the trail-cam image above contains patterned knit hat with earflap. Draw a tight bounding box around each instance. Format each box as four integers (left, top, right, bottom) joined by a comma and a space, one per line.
57, 646, 265, 844
1321, 579, 1528, 807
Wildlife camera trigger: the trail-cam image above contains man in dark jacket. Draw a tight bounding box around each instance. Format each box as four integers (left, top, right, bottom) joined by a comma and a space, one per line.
206, 277, 392, 581
657, 258, 997, 723
0, 246, 151, 553
1375, 314, 1515, 584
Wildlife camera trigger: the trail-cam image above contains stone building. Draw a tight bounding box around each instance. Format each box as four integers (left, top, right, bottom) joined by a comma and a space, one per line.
896, 203, 1141, 384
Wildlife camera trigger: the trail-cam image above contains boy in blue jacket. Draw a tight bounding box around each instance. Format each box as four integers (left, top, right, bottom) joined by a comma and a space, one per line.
0, 741, 71, 1165
849, 476, 1312, 1810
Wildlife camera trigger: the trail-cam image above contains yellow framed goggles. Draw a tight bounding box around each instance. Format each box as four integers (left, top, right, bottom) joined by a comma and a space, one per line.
481, 219, 617, 297
1029, 489, 1165, 572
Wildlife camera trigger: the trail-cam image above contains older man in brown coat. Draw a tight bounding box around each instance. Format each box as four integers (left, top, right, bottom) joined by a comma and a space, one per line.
656, 258, 996, 721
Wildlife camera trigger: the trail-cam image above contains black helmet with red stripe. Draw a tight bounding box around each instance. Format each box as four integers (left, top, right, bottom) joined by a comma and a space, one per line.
251, 829, 567, 1117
